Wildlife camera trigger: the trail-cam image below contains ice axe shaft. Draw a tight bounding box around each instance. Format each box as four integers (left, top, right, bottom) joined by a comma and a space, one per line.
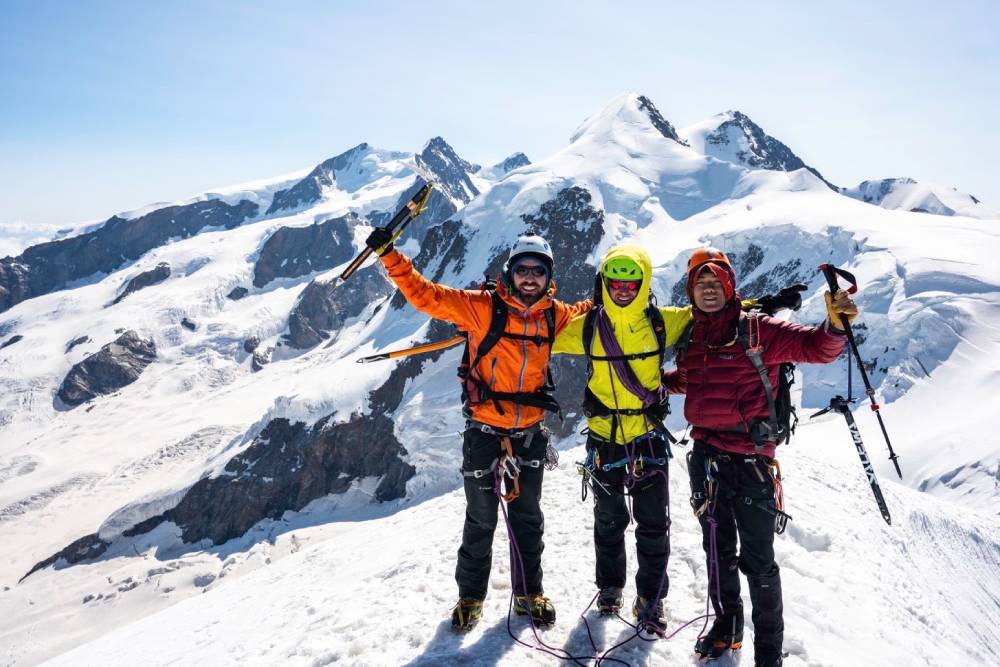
356, 334, 465, 364
819, 264, 902, 479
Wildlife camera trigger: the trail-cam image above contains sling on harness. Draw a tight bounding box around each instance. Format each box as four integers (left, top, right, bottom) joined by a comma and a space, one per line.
675, 313, 797, 452
581, 297, 672, 444
457, 280, 561, 419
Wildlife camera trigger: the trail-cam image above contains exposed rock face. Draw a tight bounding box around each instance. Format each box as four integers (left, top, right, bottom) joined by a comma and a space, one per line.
704, 111, 835, 189
243, 336, 260, 353
111, 262, 171, 306
285, 265, 393, 349
20, 533, 110, 582
227, 286, 249, 300
251, 347, 271, 372
266, 143, 371, 215
25, 411, 415, 576
65, 336, 90, 353
252, 214, 359, 288
0, 334, 22, 350
496, 152, 530, 174
180, 318, 197, 331
56, 331, 157, 407
415, 137, 480, 205
0, 199, 257, 314
165, 412, 412, 545
638, 95, 689, 145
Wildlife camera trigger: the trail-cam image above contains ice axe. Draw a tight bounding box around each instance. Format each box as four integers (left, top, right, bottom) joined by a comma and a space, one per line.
818, 264, 902, 479
337, 182, 434, 284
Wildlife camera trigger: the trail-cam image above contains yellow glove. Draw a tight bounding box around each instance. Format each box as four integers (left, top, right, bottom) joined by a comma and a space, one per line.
825, 289, 859, 331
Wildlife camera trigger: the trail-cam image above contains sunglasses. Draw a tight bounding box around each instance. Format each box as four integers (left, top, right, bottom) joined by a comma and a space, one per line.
606, 279, 640, 291
514, 265, 547, 277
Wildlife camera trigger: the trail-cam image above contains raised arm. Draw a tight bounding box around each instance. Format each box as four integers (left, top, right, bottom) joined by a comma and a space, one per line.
379, 250, 486, 330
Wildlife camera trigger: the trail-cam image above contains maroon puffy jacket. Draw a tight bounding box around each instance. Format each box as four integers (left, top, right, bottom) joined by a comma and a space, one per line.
672, 300, 846, 458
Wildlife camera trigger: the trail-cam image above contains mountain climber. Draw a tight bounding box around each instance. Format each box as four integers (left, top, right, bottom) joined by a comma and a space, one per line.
674, 247, 857, 667
364, 228, 591, 631
551, 244, 692, 634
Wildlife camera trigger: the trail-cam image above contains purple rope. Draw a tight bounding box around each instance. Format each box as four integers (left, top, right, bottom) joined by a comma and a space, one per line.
595, 307, 666, 409
495, 466, 630, 666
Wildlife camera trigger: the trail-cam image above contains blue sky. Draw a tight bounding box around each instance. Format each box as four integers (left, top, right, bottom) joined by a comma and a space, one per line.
1, 0, 998, 226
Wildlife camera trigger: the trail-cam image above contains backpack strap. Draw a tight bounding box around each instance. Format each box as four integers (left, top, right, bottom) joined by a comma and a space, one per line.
738, 314, 781, 453
673, 320, 695, 363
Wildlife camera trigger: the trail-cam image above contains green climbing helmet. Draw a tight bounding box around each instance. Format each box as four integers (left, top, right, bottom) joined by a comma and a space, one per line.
602, 256, 643, 281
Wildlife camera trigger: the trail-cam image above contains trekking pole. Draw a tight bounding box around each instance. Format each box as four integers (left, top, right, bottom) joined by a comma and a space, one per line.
356, 334, 465, 363
811, 396, 892, 525
818, 264, 902, 479
338, 181, 434, 283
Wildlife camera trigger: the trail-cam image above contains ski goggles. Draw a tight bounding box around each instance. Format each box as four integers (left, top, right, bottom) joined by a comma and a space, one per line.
514, 265, 548, 277
605, 278, 640, 291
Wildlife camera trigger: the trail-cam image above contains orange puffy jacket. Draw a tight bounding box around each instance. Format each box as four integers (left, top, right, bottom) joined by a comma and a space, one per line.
379, 249, 591, 430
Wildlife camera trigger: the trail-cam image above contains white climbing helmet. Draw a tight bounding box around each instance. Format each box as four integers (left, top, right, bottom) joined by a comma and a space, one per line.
503, 234, 554, 277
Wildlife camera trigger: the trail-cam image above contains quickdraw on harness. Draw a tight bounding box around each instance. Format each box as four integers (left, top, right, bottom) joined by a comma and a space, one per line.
675, 312, 797, 452
580, 286, 674, 445
688, 450, 792, 534
461, 421, 556, 504
457, 278, 561, 419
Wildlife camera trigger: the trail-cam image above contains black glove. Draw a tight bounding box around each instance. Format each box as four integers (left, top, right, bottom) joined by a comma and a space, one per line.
365, 227, 395, 256
756, 284, 807, 316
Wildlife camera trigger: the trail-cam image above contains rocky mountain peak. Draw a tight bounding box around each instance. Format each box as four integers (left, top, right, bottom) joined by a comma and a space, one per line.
684, 109, 836, 190
415, 136, 480, 205
570, 93, 688, 147
636, 95, 687, 145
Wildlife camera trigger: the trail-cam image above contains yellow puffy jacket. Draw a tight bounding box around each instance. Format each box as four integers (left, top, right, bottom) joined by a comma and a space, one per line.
552, 244, 691, 443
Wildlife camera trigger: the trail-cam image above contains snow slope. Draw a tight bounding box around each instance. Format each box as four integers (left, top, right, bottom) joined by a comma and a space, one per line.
1, 92, 998, 666
840, 178, 999, 219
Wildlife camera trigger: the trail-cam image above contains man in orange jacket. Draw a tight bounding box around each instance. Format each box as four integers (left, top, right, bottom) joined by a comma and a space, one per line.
365, 228, 591, 631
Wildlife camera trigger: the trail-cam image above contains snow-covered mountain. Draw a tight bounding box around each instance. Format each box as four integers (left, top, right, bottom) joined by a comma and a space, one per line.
1, 93, 998, 667
841, 177, 999, 219
680, 110, 836, 190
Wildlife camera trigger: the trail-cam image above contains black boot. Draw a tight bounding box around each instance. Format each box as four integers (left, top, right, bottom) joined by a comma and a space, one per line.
694, 606, 744, 658
597, 586, 624, 615
451, 598, 484, 632
514, 593, 556, 626
748, 568, 783, 667
632, 596, 667, 636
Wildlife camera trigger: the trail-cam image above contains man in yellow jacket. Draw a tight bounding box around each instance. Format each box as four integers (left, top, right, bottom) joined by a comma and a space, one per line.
553, 244, 691, 633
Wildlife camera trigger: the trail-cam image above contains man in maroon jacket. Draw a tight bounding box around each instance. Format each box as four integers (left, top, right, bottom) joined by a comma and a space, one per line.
674, 248, 857, 667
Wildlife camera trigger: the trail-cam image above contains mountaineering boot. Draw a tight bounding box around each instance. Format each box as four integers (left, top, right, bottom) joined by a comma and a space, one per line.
748, 569, 784, 667
632, 596, 666, 636
694, 607, 744, 658
597, 586, 624, 615
451, 598, 484, 632
513, 593, 557, 626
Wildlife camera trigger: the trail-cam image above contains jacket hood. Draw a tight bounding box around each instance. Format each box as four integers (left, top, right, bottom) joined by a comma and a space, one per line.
597, 244, 652, 322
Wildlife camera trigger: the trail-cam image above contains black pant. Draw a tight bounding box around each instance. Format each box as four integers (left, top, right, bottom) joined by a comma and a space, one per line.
587, 433, 670, 601
687, 441, 784, 658
455, 426, 547, 600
